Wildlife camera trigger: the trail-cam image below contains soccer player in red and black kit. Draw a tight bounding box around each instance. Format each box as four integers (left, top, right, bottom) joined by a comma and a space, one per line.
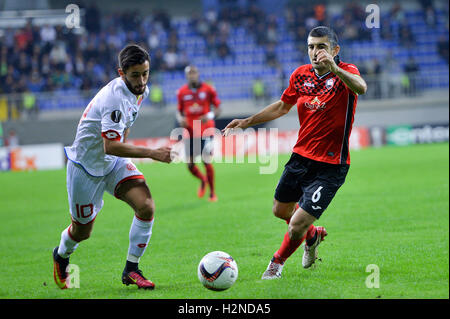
176, 65, 221, 202
224, 26, 367, 279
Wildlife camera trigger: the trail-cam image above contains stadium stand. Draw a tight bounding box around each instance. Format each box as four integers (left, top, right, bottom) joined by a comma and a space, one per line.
0, 0, 448, 118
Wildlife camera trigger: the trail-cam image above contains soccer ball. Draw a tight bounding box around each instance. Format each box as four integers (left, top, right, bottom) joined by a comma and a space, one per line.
197, 251, 238, 291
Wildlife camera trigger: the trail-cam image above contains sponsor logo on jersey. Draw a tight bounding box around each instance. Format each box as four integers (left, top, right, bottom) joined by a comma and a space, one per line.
183, 94, 193, 100
126, 163, 137, 171
198, 92, 206, 99
304, 82, 315, 88
305, 97, 326, 111
102, 130, 120, 140
111, 110, 122, 123
188, 103, 203, 114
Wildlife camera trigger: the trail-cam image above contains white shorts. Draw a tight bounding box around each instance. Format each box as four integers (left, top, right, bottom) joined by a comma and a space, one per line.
66, 158, 145, 225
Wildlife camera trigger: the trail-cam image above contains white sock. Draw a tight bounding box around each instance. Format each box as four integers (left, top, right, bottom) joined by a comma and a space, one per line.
57, 226, 79, 258
127, 216, 154, 263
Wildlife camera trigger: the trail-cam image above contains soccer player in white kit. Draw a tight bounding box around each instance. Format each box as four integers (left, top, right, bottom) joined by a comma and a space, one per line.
53, 44, 172, 289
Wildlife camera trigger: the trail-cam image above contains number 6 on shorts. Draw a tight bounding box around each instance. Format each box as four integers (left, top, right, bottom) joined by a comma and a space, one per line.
312, 186, 323, 203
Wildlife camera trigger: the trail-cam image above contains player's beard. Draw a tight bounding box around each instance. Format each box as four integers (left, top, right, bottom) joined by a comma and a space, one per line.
189, 80, 200, 89
124, 77, 147, 95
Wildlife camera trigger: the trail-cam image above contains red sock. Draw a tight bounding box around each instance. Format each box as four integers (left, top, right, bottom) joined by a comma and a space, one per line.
274, 232, 305, 264
306, 224, 317, 240
188, 164, 206, 182
274, 224, 316, 264
204, 163, 215, 195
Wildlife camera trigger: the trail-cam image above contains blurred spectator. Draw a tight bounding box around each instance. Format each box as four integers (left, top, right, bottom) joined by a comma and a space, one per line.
191, 13, 209, 38
167, 30, 179, 51
251, 77, 266, 106
49, 41, 69, 69
40, 24, 56, 45
5, 129, 19, 147
0, 46, 7, 78
205, 33, 218, 58
149, 82, 165, 108
368, 59, 382, 99
402, 56, 420, 96
151, 49, 165, 72
0, 122, 3, 146
437, 35, 449, 63
314, 4, 327, 24
163, 48, 178, 71
85, 3, 101, 33
22, 89, 37, 118
265, 43, 278, 68
176, 51, 189, 71
381, 51, 403, 98
153, 9, 172, 32
27, 72, 44, 92
15, 22, 34, 51
399, 23, 415, 47
147, 29, 161, 51
340, 12, 359, 41
276, 66, 287, 95
217, 39, 232, 60
390, 2, 407, 25
419, 0, 437, 27
266, 15, 279, 45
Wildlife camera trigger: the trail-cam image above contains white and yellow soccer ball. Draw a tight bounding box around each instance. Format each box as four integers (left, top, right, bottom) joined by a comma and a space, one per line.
197, 251, 238, 291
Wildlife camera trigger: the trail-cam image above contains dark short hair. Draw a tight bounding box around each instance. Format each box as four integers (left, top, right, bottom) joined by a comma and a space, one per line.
118, 44, 150, 73
308, 26, 339, 48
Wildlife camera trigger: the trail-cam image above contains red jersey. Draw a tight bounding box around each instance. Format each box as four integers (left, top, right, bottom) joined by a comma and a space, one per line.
177, 82, 221, 138
281, 61, 360, 165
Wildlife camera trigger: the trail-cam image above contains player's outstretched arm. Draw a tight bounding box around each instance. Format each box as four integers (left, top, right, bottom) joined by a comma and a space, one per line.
222, 100, 294, 136
103, 138, 173, 163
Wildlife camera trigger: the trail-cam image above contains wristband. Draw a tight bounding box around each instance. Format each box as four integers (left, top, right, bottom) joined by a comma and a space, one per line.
206, 111, 215, 120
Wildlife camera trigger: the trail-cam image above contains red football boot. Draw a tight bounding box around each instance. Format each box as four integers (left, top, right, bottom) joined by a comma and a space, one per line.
53, 247, 69, 289
122, 269, 155, 290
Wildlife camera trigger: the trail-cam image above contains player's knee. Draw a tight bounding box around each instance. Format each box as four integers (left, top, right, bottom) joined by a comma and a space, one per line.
272, 202, 290, 220
135, 198, 155, 221
272, 205, 282, 218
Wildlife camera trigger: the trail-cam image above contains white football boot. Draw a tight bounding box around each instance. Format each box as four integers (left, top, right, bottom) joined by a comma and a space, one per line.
261, 258, 284, 280
302, 226, 328, 268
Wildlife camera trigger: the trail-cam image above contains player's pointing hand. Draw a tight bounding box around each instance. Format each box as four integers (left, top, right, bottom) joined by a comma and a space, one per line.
151, 146, 174, 163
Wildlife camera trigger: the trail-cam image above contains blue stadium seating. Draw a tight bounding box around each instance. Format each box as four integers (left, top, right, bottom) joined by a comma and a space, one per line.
155, 8, 449, 104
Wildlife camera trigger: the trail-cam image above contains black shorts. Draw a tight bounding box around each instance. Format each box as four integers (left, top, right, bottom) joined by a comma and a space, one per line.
274, 152, 349, 219
185, 136, 214, 160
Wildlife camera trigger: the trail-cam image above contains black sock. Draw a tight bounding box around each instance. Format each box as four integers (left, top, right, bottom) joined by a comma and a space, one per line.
125, 260, 139, 272
306, 230, 317, 246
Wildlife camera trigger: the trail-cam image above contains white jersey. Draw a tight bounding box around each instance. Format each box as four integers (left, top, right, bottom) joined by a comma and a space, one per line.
65, 77, 149, 177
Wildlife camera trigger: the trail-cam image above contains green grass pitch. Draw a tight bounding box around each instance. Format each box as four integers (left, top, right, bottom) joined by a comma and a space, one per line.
0, 143, 448, 299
